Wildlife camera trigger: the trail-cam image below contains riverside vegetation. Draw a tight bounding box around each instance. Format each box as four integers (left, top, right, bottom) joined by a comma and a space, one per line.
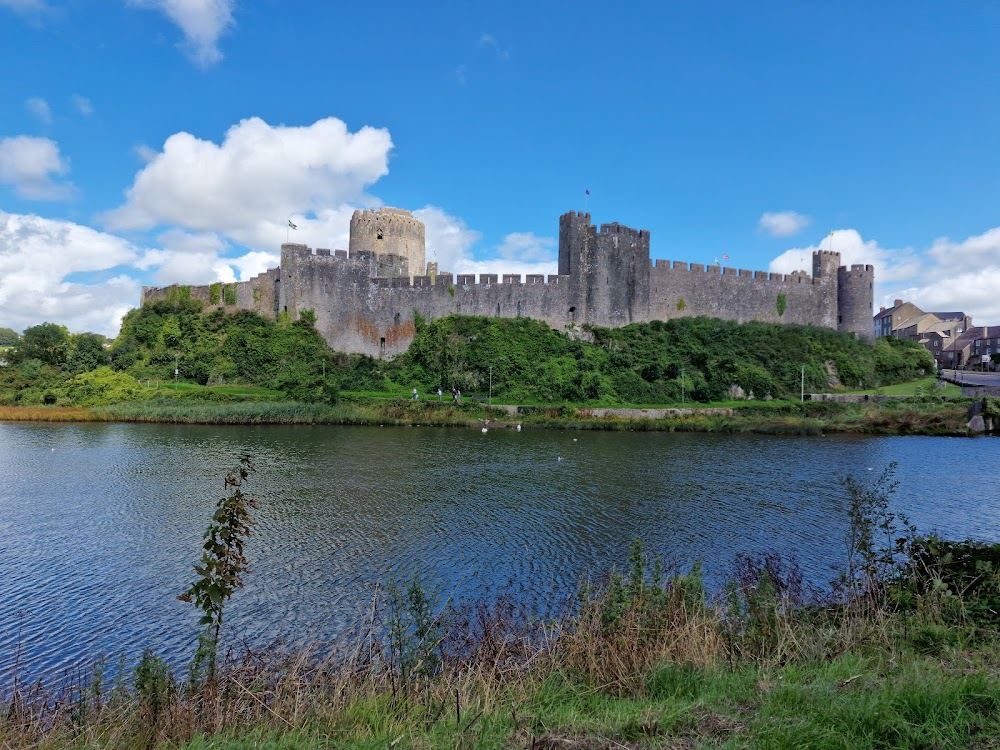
0, 300, 988, 435
2, 460, 1000, 749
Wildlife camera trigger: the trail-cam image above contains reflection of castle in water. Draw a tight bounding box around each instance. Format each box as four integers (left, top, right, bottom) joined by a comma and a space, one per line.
141, 208, 875, 357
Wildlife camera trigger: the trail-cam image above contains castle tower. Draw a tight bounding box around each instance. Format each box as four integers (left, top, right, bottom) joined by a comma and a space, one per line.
838, 264, 875, 340
559, 211, 595, 324
349, 207, 425, 278
812, 250, 841, 280
558, 211, 651, 326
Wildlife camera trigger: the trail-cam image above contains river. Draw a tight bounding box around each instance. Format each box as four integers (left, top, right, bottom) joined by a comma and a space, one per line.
0, 421, 996, 684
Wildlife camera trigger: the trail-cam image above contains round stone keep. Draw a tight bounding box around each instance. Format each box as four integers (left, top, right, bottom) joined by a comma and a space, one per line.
349, 207, 426, 277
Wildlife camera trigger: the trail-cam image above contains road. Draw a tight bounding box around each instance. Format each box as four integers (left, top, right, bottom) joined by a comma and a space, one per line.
940, 369, 1000, 387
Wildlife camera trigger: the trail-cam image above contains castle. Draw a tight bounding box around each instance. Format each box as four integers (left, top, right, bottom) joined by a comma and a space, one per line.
141, 208, 875, 356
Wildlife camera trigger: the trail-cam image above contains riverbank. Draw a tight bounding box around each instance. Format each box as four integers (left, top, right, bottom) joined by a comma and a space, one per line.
0, 397, 983, 436
4, 537, 1000, 750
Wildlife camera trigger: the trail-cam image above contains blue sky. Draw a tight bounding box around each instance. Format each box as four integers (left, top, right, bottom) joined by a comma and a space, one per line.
2, 0, 1000, 336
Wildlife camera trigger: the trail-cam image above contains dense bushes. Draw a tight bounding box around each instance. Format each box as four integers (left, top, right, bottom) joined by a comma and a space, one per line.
394, 315, 934, 404
0, 308, 936, 407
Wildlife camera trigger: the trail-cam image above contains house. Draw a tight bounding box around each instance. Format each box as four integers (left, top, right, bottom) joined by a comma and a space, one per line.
971, 325, 1000, 370
873, 300, 981, 369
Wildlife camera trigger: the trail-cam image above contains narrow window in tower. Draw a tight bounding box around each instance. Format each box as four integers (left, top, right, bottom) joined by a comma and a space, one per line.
394, 312, 400, 327
380, 337, 386, 354
377, 229, 384, 240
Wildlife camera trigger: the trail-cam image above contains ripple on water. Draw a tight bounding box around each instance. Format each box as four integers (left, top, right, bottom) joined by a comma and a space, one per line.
1, 423, 997, 684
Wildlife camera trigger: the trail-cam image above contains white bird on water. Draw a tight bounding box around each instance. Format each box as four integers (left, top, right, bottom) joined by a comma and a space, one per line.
482, 427, 488, 433
516, 424, 521, 432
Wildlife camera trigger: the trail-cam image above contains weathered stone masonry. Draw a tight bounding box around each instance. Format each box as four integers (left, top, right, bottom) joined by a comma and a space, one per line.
141, 208, 875, 357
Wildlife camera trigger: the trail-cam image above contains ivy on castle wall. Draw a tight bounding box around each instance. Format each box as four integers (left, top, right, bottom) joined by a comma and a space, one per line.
210, 283, 222, 305
777, 293, 787, 317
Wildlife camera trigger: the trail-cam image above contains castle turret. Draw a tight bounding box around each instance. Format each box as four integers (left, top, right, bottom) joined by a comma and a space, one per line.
838, 263, 875, 340
349, 207, 425, 279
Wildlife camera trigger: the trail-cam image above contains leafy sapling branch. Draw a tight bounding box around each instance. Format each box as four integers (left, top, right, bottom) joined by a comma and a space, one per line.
178, 454, 258, 676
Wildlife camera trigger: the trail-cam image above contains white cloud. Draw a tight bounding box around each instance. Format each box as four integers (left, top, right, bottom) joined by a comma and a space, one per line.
770, 225, 1000, 324
0, 212, 141, 336
455, 65, 467, 86
129, 0, 234, 67
130, 228, 281, 288
71, 94, 93, 116
26, 96, 52, 125
496, 232, 556, 262
103, 117, 392, 250
758, 210, 811, 237
415, 206, 557, 278
0, 135, 74, 200
891, 227, 1000, 321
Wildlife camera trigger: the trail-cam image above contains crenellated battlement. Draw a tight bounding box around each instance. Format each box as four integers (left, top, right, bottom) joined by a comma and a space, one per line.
368, 271, 571, 290
142, 207, 874, 357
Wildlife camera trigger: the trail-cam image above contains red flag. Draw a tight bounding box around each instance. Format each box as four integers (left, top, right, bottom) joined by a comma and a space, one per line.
723, 254, 729, 260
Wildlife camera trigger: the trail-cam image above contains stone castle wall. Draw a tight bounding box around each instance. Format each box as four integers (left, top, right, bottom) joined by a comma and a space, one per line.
141, 209, 875, 357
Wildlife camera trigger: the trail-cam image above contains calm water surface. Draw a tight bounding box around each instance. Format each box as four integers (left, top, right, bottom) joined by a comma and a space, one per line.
0, 421, 996, 683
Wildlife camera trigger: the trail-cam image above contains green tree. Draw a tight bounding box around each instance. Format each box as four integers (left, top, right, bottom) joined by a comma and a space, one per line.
14, 323, 70, 366
0, 327, 19, 346
67, 332, 111, 374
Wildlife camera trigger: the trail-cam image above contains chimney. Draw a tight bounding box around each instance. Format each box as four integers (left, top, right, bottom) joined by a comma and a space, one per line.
893, 299, 903, 306
879, 306, 886, 312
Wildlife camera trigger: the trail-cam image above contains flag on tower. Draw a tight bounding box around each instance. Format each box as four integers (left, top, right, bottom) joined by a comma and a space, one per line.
585, 189, 590, 195
723, 254, 729, 260
288, 220, 298, 230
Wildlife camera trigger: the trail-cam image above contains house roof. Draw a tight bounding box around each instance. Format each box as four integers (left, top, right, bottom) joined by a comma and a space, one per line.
974, 325, 1000, 338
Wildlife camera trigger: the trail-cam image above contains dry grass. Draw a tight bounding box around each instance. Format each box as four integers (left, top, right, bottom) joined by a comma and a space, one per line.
0, 405, 109, 422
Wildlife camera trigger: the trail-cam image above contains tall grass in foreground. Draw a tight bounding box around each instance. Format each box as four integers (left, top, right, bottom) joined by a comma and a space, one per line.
3, 466, 1000, 749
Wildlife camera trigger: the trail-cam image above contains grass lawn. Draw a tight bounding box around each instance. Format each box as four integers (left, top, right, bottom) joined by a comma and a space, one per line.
839, 376, 961, 397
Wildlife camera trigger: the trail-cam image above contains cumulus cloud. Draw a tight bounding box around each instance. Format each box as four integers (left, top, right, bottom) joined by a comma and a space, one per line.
71, 94, 93, 116
0, 212, 141, 336
134, 228, 280, 286
129, 0, 235, 67
0, 135, 74, 200
770, 225, 1000, 324
758, 210, 810, 237
26, 96, 52, 125
103, 117, 392, 249
891, 227, 1000, 321
415, 206, 557, 278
